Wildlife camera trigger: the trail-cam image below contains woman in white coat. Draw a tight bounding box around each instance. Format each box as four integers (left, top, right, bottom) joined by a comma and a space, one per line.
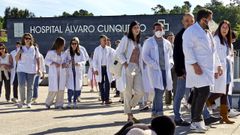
115, 21, 144, 123
207, 20, 235, 124
45, 37, 68, 109
65, 37, 89, 108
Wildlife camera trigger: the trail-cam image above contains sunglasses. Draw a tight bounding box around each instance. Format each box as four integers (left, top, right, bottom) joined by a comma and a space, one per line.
71, 43, 78, 45
25, 37, 31, 40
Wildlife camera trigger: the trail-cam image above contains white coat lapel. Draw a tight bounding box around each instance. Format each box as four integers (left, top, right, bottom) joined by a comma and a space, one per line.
152, 37, 160, 65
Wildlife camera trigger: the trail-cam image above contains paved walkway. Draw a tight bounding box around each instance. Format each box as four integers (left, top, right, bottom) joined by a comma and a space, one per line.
0, 86, 239, 135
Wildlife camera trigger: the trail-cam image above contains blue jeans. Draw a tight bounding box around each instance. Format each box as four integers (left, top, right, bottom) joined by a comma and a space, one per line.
152, 88, 165, 115
173, 78, 190, 121
33, 75, 40, 98
238, 96, 240, 109
68, 89, 81, 103
17, 72, 35, 104
202, 106, 211, 119
228, 95, 233, 109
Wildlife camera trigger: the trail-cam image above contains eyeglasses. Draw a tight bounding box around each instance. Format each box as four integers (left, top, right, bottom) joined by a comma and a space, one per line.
0, 48, 5, 50
25, 37, 31, 40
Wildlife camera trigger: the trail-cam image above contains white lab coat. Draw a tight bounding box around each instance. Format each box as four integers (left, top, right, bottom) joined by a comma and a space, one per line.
10, 49, 18, 84
142, 36, 173, 91
183, 23, 221, 88
212, 36, 227, 94
65, 47, 89, 91
92, 45, 114, 83
45, 50, 67, 91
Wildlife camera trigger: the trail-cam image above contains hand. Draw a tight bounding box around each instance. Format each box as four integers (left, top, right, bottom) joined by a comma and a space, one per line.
94, 71, 99, 76
75, 63, 80, 66
37, 69, 42, 76
51, 62, 60, 68
214, 73, 219, 79
192, 63, 203, 75
217, 66, 223, 76
62, 63, 68, 68
178, 74, 186, 79
124, 62, 128, 68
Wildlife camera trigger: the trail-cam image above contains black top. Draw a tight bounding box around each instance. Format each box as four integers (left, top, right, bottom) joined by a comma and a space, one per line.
173, 28, 186, 77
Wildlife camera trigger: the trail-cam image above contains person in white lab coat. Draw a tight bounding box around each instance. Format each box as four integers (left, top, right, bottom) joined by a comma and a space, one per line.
93, 35, 114, 105
182, 9, 223, 132
32, 44, 46, 104
45, 37, 68, 109
206, 20, 235, 124
116, 21, 144, 123
142, 22, 173, 118
10, 41, 20, 103
15, 33, 41, 109
65, 37, 89, 108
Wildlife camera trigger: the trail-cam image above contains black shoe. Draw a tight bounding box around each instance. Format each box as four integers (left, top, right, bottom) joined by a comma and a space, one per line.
114, 94, 120, 97
204, 116, 221, 125
139, 105, 150, 111
174, 119, 190, 126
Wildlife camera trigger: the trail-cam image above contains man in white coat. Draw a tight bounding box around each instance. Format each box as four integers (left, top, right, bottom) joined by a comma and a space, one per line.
142, 22, 173, 118
182, 8, 223, 132
93, 35, 114, 105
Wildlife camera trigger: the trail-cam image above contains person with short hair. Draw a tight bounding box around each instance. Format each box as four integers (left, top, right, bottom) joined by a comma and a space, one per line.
15, 33, 41, 108
173, 13, 194, 126
182, 8, 223, 132
0, 43, 13, 102
45, 37, 67, 109
93, 35, 115, 105
142, 22, 174, 118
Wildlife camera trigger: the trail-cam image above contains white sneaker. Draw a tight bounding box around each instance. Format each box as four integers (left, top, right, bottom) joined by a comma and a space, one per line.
229, 109, 240, 118
27, 103, 32, 108
190, 121, 208, 133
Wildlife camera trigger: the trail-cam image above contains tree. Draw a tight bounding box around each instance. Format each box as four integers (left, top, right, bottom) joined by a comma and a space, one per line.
3, 7, 35, 28
193, 5, 203, 14
60, 9, 94, 17
151, 4, 169, 14
0, 16, 3, 29
181, 1, 192, 13
169, 6, 182, 14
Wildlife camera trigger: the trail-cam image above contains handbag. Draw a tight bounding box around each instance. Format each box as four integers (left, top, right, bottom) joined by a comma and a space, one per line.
109, 38, 129, 78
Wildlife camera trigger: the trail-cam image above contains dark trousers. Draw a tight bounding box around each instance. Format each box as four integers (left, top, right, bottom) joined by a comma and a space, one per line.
98, 66, 110, 102
191, 86, 210, 122
0, 71, 11, 100
68, 89, 81, 103
13, 73, 18, 99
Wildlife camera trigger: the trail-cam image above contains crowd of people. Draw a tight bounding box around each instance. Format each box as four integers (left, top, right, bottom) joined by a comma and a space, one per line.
1, 8, 240, 134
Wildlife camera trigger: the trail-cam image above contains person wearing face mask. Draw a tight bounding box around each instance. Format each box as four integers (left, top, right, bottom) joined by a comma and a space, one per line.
142, 22, 174, 118
116, 21, 144, 123
182, 8, 223, 133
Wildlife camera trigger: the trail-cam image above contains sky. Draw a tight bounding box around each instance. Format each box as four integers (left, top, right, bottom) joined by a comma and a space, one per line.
0, 0, 231, 17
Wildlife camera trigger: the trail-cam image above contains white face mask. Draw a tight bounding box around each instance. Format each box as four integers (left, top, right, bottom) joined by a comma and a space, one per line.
155, 31, 165, 38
